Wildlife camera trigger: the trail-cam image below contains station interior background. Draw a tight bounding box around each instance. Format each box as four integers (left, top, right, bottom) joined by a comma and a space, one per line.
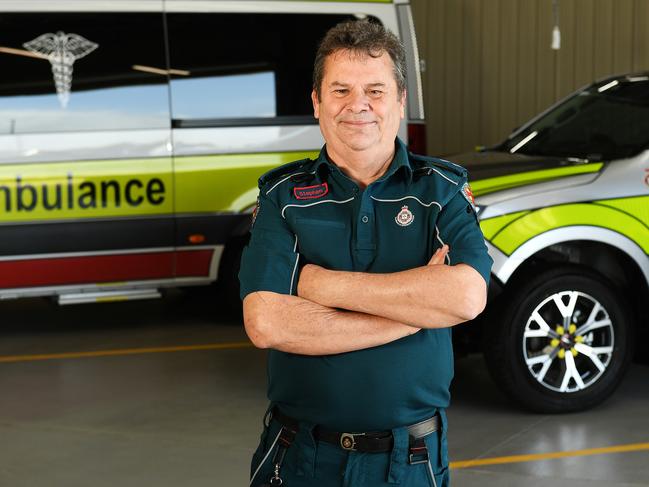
1, 1, 648, 487
411, 0, 649, 155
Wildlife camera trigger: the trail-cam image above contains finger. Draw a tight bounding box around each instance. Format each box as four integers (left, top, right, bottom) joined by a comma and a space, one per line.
428, 245, 448, 265
427, 249, 441, 265
436, 245, 449, 263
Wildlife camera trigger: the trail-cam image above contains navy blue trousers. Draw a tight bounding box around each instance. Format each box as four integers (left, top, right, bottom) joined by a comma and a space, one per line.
249, 408, 450, 487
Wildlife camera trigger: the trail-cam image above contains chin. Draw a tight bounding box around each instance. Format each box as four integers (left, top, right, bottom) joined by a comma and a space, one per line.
346, 141, 376, 152
341, 134, 380, 152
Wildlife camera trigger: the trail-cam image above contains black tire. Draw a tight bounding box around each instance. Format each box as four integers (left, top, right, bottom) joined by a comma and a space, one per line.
483, 266, 634, 413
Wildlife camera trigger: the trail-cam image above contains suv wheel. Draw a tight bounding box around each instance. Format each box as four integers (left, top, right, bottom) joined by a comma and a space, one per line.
484, 266, 634, 413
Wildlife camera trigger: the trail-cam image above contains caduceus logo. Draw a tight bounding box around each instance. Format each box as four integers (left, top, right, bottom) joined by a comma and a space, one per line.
23, 31, 98, 108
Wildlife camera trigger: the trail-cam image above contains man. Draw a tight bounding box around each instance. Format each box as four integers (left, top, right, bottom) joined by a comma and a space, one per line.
239, 20, 492, 487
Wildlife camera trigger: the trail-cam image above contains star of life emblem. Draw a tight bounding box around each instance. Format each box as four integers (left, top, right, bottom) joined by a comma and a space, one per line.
395, 205, 414, 227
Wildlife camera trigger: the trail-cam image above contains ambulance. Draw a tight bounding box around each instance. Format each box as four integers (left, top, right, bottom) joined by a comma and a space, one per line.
0, 1, 425, 305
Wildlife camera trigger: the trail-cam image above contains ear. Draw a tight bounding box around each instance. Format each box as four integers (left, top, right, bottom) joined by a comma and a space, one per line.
311, 89, 320, 119
399, 89, 407, 119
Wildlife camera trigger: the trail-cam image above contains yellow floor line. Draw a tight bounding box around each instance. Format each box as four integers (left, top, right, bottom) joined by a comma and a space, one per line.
3, 344, 648, 470
0, 341, 255, 363
450, 442, 649, 469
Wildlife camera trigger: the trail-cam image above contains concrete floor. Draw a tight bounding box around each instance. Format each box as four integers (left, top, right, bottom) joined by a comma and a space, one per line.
0, 293, 648, 487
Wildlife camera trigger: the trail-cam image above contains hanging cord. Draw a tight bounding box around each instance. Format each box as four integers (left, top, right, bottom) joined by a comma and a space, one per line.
250, 429, 282, 486
552, 0, 561, 50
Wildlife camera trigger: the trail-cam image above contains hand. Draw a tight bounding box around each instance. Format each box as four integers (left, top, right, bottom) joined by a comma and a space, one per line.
427, 244, 449, 266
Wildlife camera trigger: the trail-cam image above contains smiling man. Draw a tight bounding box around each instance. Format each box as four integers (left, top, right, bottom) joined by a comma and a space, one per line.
239, 20, 492, 487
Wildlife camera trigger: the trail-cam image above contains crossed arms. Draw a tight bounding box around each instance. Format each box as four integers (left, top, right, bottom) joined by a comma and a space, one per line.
242, 245, 487, 356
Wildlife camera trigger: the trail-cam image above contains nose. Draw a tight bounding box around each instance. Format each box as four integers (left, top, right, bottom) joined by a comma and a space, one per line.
346, 88, 370, 113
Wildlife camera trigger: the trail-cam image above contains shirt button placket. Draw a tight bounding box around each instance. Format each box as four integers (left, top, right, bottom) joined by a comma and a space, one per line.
355, 189, 376, 269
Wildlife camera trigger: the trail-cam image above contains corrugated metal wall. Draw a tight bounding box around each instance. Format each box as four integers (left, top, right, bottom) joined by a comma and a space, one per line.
410, 0, 649, 156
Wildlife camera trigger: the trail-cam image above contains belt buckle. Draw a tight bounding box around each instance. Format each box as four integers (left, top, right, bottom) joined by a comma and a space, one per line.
408, 444, 429, 465
408, 450, 429, 465
340, 432, 363, 451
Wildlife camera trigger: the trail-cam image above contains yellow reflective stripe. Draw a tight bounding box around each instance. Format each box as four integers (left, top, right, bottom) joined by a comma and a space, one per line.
174, 151, 318, 213
594, 196, 649, 227
0, 150, 320, 223
471, 163, 603, 197
0, 158, 173, 222
479, 211, 529, 240
492, 203, 649, 255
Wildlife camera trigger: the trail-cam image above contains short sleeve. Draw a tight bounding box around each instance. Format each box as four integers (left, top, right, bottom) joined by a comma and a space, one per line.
238, 191, 299, 300
436, 190, 493, 285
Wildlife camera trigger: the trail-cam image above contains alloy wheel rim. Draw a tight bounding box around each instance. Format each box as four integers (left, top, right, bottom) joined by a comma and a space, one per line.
522, 290, 614, 393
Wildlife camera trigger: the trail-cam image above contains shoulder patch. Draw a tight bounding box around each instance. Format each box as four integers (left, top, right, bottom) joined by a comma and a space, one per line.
258, 158, 311, 190
251, 196, 260, 228
461, 182, 476, 210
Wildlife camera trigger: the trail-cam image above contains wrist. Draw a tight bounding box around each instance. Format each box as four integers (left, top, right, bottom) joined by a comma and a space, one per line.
297, 263, 319, 300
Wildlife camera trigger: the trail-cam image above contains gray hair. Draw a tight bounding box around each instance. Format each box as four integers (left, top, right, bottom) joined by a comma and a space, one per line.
313, 20, 407, 100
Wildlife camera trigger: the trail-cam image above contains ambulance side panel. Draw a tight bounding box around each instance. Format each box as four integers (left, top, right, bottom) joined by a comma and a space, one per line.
0, 7, 175, 296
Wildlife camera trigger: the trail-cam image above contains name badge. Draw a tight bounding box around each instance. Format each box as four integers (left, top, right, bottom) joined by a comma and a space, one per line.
294, 183, 329, 200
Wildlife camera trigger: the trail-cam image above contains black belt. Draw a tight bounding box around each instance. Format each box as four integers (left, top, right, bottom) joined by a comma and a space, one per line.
270, 407, 439, 461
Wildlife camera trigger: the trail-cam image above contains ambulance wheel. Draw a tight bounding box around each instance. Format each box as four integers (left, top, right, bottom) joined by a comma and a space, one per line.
483, 266, 633, 413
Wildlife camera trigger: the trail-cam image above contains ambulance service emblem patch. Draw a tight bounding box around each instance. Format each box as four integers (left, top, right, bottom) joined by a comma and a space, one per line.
395, 205, 414, 226
461, 182, 476, 210
251, 196, 260, 228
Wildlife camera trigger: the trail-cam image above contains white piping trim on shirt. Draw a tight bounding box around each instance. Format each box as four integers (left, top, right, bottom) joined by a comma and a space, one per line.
289, 235, 299, 295
371, 195, 442, 210
431, 167, 458, 185
441, 157, 464, 169
436, 225, 451, 265
265, 170, 317, 195
281, 197, 355, 219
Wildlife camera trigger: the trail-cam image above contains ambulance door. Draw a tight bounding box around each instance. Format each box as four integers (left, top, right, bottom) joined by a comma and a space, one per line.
0, 4, 174, 297
164, 5, 359, 286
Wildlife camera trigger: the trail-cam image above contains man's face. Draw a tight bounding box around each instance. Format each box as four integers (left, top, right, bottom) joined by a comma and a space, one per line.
312, 49, 406, 154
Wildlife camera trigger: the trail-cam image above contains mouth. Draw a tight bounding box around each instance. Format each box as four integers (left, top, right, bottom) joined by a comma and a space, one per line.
339, 120, 376, 127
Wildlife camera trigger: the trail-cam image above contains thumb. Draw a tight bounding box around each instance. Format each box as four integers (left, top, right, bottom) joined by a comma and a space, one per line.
428, 244, 449, 265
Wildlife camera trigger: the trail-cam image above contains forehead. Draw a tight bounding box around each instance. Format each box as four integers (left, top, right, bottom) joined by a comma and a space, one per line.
323, 49, 396, 85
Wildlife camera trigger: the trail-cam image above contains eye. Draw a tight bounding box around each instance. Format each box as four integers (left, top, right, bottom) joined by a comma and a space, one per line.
369, 90, 383, 96
334, 89, 348, 95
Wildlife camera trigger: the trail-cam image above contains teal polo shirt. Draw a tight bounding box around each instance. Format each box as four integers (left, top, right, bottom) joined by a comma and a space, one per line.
239, 137, 493, 431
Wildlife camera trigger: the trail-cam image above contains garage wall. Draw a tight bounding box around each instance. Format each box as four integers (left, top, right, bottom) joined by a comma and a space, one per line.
410, 0, 649, 156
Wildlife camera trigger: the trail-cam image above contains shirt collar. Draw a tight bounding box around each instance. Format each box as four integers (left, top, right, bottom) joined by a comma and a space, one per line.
314, 137, 413, 183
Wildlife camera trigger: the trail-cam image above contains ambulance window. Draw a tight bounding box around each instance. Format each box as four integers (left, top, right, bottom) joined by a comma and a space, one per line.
0, 12, 169, 135
166, 13, 362, 127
